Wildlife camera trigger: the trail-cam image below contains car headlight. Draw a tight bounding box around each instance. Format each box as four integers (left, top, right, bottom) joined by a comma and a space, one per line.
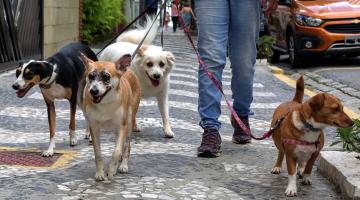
295, 14, 323, 27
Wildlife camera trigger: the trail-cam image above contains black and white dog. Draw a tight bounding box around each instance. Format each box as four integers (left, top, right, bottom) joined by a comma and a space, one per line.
12, 43, 97, 156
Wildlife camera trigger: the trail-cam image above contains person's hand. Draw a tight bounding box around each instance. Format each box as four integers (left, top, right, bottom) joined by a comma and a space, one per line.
262, 0, 278, 17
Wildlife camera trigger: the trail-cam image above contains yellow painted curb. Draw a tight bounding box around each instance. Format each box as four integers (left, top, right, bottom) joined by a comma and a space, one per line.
269, 66, 360, 119
268, 66, 284, 74
0, 146, 78, 170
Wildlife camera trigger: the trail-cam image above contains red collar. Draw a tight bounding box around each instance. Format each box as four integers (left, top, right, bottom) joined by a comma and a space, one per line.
281, 138, 318, 146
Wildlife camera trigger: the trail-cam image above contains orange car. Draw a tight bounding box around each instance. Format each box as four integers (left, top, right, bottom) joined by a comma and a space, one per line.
268, 0, 360, 67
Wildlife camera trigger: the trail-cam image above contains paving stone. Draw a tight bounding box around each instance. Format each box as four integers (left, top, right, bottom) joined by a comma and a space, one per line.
341, 87, 359, 94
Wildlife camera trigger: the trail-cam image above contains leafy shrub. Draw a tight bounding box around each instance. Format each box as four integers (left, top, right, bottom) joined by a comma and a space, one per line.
256, 35, 276, 61
331, 119, 360, 153
82, 0, 125, 44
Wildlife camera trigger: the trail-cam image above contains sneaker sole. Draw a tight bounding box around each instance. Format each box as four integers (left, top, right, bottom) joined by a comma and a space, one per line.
197, 146, 222, 158
232, 139, 251, 144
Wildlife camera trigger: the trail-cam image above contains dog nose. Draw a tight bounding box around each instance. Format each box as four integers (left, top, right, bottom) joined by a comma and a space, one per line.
90, 87, 99, 96
153, 74, 161, 80
12, 83, 20, 90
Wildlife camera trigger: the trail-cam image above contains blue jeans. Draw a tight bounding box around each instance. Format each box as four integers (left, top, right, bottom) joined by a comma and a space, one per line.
196, 0, 261, 130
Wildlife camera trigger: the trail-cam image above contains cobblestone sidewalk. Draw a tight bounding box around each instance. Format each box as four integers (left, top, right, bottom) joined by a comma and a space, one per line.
0, 33, 342, 199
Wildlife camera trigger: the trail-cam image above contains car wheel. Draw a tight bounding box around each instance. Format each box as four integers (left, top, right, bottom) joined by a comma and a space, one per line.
271, 49, 281, 63
287, 32, 303, 68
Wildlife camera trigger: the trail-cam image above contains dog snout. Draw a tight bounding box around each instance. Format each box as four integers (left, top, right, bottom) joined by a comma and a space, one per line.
90, 87, 99, 96
12, 83, 20, 90
153, 74, 161, 80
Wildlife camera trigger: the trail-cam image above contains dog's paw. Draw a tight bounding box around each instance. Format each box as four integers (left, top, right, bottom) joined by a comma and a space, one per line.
85, 131, 90, 139
132, 126, 141, 132
88, 135, 92, 144
70, 137, 77, 146
42, 150, 54, 157
297, 167, 305, 178
69, 130, 77, 146
107, 166, 117, 180
285, 186, 297, 197
164, 129, 175, 138
301, 174, 312, 185
95, 170, 106, 181
118, 163, 128, 174
271, 167, 281, 174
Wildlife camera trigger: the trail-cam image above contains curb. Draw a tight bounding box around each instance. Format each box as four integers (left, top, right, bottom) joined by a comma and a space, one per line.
268, 65, 360, 119
319, 151, 360, 200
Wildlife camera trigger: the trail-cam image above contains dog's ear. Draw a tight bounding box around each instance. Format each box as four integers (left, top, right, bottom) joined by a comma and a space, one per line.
310, 93, 325, 111
115, 54, 132, 72
79, 52, 94, 69
165, 51, 175, 66
302, 93, 325, 118
137, 46, 148, 57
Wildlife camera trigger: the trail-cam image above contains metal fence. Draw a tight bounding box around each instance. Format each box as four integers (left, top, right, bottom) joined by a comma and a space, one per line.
0, 0, 43, 71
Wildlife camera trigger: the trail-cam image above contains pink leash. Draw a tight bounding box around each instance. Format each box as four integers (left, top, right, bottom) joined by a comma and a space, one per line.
174, 0, 281, 140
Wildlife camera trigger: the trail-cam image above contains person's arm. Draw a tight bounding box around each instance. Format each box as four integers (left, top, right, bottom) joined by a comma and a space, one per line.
190, 8, 196, 20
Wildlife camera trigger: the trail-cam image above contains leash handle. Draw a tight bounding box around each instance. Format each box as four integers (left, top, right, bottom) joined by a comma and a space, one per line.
175, 1, 278, 140
132, 0, 168, 58
96, 0, 160, 56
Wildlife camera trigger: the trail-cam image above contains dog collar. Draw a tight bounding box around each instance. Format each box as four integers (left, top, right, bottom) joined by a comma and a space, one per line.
40, 63, 58, 89
300, 112, 321, 132
282, 138, 318, 146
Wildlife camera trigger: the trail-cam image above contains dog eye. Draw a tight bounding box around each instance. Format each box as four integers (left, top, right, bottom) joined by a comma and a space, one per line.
88, 72, 96, 80
15, 68, 21, 78
159, 61, 165, 68
23, 71, 34, 80
102, 73, 110, 81
146, 62, 153, 68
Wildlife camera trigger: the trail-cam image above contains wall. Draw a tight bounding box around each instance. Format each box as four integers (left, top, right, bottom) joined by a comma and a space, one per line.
43, 0, 80, 58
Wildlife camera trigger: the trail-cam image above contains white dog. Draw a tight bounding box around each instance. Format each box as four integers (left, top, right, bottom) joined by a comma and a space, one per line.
99, 17, 176, 138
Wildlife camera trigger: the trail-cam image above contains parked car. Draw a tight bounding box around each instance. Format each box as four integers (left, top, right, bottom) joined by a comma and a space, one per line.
267, 0, 360, 67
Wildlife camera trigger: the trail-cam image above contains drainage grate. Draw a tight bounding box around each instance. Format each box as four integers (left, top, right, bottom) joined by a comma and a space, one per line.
0, 151, 62, 167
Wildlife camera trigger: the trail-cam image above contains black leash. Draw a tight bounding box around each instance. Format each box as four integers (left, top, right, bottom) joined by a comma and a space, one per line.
95, 0, 160, 56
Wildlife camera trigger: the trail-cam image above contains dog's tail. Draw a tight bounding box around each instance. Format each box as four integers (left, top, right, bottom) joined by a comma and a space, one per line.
292, 75, 304, 103
116, 15, 158, 45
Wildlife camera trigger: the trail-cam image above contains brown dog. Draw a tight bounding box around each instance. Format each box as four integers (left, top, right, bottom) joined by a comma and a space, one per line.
270, 76, 353, 197
80, 53, 141, 181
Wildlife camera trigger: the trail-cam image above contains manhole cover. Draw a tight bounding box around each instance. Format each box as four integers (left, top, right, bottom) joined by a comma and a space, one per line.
0, 151, 62, 167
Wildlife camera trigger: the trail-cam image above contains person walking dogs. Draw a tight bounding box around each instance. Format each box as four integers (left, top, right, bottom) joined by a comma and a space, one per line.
196, 0, 278, 158
171, 1, 180, 32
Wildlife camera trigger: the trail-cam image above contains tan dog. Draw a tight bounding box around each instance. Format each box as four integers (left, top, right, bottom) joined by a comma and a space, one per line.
270, 76, 353, 197
80, 53, 141, 181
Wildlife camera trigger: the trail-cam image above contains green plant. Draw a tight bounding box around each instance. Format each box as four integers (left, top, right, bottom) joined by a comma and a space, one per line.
331, 119, 360, 153
82, 0, 125, 44
256, 35, 276, 61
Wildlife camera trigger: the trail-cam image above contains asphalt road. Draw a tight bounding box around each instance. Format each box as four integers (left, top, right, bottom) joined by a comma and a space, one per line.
274, 55, 360, 90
